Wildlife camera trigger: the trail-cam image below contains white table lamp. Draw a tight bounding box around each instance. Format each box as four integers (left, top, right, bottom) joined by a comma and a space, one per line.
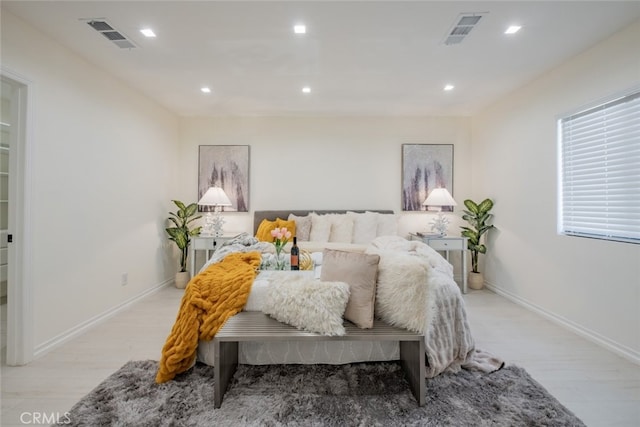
198, 187, 232, 237
423, 188, 457, 236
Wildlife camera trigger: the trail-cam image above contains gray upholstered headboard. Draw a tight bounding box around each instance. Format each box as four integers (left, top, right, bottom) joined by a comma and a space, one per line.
253, 210, 394, 235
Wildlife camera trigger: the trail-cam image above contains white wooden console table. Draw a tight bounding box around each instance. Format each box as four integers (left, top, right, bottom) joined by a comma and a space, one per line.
190, 235, 235, 274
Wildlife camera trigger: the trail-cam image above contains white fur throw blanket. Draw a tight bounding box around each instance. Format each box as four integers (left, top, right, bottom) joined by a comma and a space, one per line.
367, 236, 503, 378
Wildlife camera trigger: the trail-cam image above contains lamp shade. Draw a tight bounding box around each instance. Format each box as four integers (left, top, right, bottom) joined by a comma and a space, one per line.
197, 187, 232, 206
423, 188, 457, 207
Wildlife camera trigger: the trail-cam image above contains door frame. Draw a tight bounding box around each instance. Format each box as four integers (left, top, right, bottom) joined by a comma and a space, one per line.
2, 68, 34, 365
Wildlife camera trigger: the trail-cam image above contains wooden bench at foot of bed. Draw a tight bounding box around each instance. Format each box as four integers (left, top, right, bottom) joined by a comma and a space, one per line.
213, 311, 426, 408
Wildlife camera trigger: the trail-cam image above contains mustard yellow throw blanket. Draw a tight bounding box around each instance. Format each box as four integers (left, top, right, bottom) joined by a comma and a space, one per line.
156, 251, 261, 383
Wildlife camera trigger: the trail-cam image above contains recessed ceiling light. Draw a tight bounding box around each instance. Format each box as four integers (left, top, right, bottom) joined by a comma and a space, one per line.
505, 25, 521, 35
444, 84, 455, 91
201, 87, 211, 94
140, 28, 156, 38
302, 86, 311, 94
294, 24, 306, 34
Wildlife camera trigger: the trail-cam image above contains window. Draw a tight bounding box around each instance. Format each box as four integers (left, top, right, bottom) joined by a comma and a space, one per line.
558, 90, 640, 244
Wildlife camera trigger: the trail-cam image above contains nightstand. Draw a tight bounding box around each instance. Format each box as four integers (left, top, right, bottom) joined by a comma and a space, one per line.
190, 235, 235, 275
409, 234, 468, 294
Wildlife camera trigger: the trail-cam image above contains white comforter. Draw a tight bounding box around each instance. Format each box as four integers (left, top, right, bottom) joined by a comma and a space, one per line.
196, 234, 502, 377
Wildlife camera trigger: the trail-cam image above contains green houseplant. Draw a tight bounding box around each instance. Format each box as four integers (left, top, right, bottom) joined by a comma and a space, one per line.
166, 200, 202, 288
460, 198, 495, 289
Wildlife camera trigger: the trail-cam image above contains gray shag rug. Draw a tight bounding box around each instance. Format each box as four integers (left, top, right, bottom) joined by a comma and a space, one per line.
58, 360, 585, 426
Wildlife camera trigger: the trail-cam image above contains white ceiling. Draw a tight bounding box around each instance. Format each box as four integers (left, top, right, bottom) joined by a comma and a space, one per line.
4, 1, 640, 117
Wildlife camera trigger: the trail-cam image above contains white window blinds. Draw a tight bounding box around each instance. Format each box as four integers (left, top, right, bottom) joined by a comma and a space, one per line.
559, 90, 640, 244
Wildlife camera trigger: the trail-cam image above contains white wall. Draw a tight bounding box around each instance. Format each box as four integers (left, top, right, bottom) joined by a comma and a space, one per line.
1, 11, 180, 354
472, 20, 640, 361
178, 116, 473, 239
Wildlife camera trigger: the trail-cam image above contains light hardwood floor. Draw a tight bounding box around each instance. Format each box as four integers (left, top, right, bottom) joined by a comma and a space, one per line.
1, 286, 638, 426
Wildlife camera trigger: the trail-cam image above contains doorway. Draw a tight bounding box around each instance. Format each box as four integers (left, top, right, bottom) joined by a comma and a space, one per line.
1, 71, 32, 365
0, 79, 10, 359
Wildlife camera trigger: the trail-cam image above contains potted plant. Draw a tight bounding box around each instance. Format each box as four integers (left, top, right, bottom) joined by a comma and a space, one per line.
166, 200, 202, 288
460, 198, 495, 290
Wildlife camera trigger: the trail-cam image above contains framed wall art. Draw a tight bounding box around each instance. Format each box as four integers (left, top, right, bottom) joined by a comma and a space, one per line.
401, 144, 454, 211
198, 145, 250, 212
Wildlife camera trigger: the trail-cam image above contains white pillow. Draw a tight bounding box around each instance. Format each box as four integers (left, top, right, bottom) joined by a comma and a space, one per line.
288, 213, 311, 241
328, 214, 355, 243
262, 273, 350, 336
309, 213, 332, 242
375, 213, 398, 237
368, 250, 429, 333
348, 211, 379, 244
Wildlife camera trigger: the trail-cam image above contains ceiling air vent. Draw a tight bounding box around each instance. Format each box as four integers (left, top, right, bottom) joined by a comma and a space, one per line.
443, 13, 486, 45
86, 19, 136, 49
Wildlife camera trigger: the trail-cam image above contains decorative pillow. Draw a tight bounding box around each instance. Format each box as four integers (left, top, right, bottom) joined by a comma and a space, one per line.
255, 218, 296, 242
309, 213, 332, 242
348, 211, 379, 244
369, 250, 429, 333
375, 213, 398, 237
299, 250, 314, 271
276, 218, 296, 239
262, 273, 350, 336
255, 219, 278, 242
320, 249, 380, 329
288, 213, 311, 241
328, 214, 355, 243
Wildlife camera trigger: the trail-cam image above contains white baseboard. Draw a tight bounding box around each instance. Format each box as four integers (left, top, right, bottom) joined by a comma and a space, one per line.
485, 282, 640, 366
33, 279, 172, 360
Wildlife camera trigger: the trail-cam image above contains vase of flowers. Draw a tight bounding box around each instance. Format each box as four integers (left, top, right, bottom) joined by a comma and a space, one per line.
270, 227, 292, 270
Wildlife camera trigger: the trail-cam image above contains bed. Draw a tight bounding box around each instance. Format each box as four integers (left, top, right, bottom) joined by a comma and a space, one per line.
158, 210, 503, 384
